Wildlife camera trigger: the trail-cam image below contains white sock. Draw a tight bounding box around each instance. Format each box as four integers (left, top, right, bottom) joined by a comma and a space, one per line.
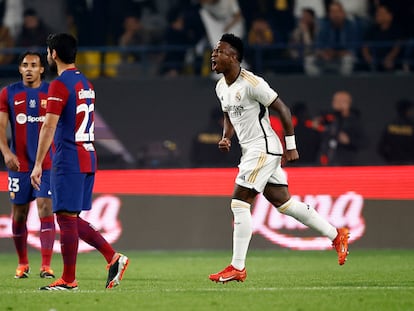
230, 199, 252, 270
277, 198, 337, 240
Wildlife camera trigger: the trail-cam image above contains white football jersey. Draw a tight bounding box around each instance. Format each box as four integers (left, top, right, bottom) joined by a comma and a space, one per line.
215, 68, 283, 155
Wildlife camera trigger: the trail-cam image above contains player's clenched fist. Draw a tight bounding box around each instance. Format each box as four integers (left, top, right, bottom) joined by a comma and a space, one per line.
218, 137, 231, 152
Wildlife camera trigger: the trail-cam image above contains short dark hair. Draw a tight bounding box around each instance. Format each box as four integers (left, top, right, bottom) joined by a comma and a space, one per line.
46, 33, 77, 64
18, 51, 46, 78
220, 33, 244, 62
18, 51, 45, 67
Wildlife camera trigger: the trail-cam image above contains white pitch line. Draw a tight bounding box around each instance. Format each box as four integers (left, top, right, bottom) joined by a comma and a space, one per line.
3, 286, 414, 294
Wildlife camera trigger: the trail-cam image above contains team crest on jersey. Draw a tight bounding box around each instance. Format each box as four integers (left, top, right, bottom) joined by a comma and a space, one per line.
29, 99, 36, 108
235, 91, 241, 102
41, 99, 47, 108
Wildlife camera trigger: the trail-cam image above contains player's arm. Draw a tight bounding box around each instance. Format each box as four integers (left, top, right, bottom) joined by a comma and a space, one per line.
269, 97, 299, 162
0, 111, 19, 171
218, 112, 234, 152
30, 112, 59, 190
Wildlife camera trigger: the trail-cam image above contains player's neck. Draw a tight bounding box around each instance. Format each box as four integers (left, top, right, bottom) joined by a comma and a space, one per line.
23, 80, 42, 88
57, 63, 76, 76
224, 66, 241, 86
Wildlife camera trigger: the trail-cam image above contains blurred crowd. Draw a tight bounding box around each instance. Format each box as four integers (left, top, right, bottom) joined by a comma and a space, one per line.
191, 92, 414, 168
1, 0, 414, 78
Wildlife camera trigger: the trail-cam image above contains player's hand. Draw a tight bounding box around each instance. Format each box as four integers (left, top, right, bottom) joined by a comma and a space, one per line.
284, 149, 299, 163
4, 153, 20, 171
218, 137, 231, 152
30, 165, 42, 191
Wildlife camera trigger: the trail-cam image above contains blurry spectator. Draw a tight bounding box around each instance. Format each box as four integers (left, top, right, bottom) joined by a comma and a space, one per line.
199, 0, 245, 49
132, 0, 167, 43
160, 7, 191, 77
306, 1, 359, 76
291, 102, 323, 166
378, 99, 414, 164
318, 90, 365, 166
333, 0, 371, 34
334, 0, 370, 21
191, 106, 240, 167
288, 8, 318, 72
268, 0, 295, 44
238, 0, 263, 31
1, 0, 23, 39
66, 0, 113, 78
361, 5, 403, 72
246, 16, 277, 73
0, 20, 14, 69
373, 0, 414, 38
23, 0, 68, 33
66, 0, 108, 46
15, 8, 51, 48
118, 13, 161, 77
248, 17, 274, 46
294, 0, 326, 19
119, 14, 148, 50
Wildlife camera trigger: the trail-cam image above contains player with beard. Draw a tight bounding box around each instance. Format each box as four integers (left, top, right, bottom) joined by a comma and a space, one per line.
208, 33, 350, 283
0, 51, 56, 279
30, 33, 129, 290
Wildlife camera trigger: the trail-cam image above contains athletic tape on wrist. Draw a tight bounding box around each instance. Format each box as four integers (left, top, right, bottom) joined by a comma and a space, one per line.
285, 135, 296, 150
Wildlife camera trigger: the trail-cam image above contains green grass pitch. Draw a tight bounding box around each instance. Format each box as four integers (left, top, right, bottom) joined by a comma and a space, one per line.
1, 249, 413, 311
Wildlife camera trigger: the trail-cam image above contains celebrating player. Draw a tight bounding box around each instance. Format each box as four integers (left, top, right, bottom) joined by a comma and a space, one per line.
0, 52, 56, 279
30, 33, 128, 290
208, 33, 350, 283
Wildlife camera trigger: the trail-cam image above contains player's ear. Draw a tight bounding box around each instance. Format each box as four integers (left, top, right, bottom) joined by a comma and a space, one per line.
40, 66, 45, 74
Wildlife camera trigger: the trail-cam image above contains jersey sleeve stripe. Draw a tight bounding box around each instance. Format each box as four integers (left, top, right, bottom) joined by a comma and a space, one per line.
240, 70, 259, 87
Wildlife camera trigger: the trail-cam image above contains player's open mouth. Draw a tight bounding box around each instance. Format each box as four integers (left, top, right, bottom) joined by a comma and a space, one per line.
211, 60, 217, 71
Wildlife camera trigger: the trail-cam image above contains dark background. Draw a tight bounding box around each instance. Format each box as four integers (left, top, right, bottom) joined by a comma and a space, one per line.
1, 74, 412, 168
90, 74, 414, 167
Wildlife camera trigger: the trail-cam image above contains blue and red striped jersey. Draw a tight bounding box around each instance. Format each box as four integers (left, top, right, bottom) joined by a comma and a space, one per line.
0, 81, 52, 172
47, 68, 97, 173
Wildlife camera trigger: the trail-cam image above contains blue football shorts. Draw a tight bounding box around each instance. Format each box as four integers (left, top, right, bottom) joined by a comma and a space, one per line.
50, 171, 95, 213
8, 170, 51, 205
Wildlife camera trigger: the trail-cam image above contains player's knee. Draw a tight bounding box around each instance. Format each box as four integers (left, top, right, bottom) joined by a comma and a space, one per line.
263, 187, 290, 207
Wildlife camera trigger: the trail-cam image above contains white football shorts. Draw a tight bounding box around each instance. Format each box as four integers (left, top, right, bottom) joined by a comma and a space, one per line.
235, 150, 288, 192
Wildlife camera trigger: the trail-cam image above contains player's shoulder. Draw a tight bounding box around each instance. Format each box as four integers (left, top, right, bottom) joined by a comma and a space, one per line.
6, 81, 24, 91
1, 82, 22, 98
239, 68, 262, 87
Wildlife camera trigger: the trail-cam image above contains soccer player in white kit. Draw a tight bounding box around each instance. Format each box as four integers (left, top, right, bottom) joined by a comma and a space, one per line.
208, 33, 350, 283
